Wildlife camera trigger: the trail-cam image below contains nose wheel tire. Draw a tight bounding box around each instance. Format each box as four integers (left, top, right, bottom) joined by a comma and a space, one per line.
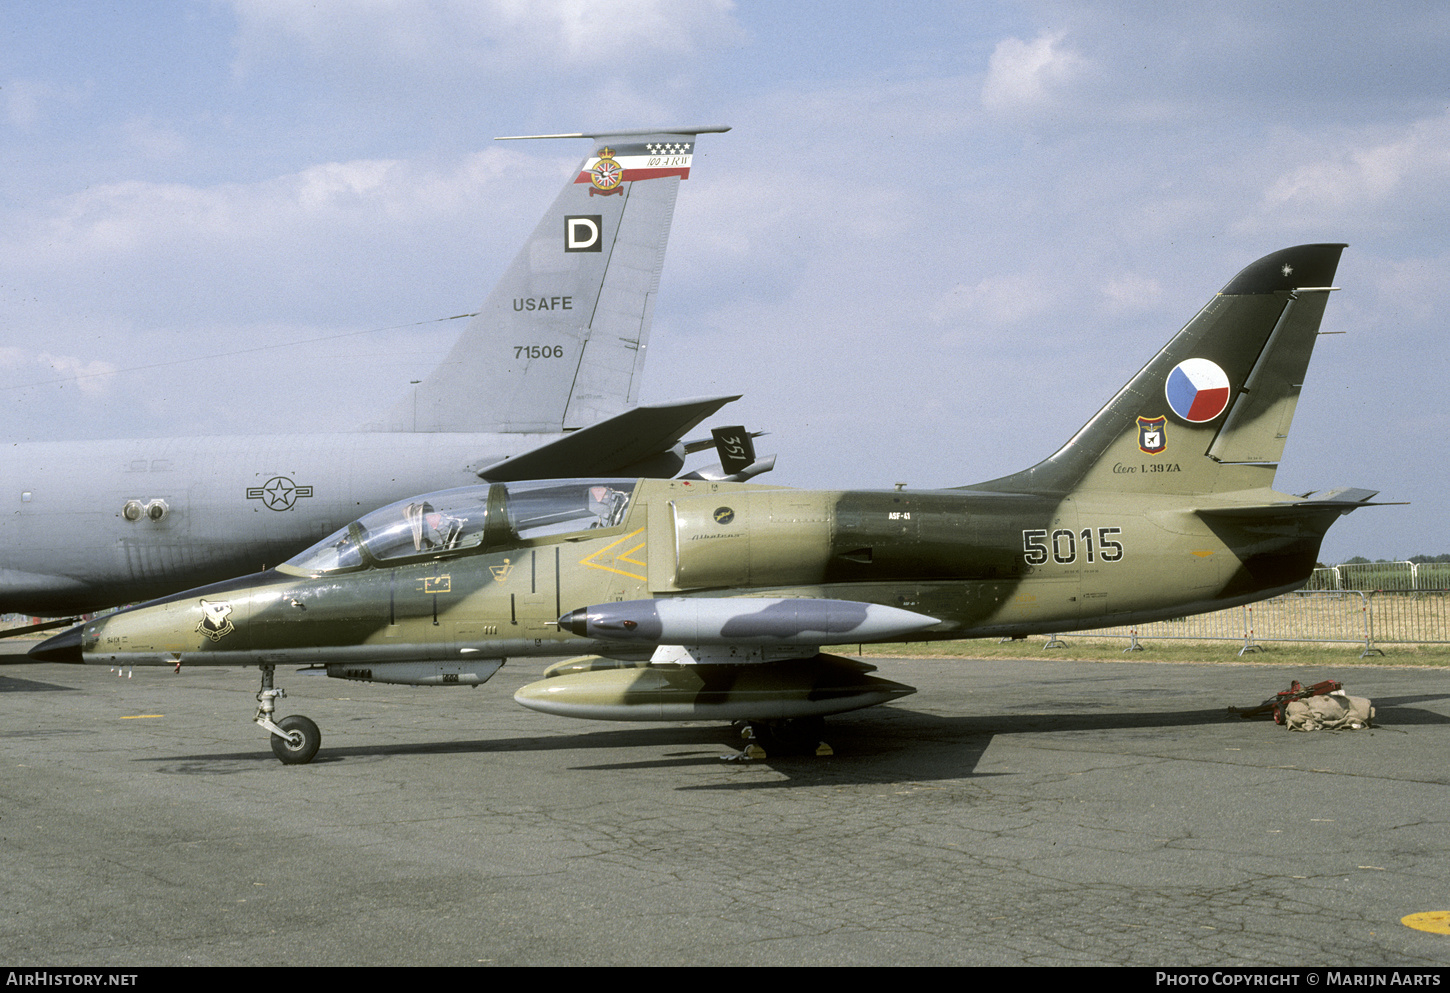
270, 714, 322, 765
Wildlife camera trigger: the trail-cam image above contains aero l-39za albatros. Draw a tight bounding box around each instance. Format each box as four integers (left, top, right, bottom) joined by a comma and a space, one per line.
31, 245, 1387, 763
2, 127, 738, 618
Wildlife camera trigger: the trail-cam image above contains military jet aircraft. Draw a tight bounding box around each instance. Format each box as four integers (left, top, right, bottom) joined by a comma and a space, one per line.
29, 244, 1384, 763
1, 126, 743, 619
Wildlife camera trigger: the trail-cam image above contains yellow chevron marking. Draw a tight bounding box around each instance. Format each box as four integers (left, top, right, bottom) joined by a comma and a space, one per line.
580, 528, 648, 581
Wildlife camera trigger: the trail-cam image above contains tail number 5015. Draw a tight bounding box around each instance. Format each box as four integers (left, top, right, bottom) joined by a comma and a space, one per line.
1022, 527, 1124, 566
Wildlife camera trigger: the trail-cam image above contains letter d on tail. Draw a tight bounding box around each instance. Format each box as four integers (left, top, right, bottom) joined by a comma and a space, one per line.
565, 215, 602, 252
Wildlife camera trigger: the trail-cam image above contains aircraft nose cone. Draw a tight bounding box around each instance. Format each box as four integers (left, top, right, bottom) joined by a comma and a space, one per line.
559, 608, 590, 637
28, 625, 85, 664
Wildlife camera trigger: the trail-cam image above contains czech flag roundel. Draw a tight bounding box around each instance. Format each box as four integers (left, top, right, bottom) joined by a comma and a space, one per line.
1165, 358, 1231, 423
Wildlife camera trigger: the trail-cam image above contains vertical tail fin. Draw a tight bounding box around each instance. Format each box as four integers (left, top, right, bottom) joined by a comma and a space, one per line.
966, 244, 1346, 495
368, 126, 729, 433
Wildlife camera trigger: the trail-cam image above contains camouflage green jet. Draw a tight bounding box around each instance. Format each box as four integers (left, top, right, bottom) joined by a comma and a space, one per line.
30, 244, 1383, 763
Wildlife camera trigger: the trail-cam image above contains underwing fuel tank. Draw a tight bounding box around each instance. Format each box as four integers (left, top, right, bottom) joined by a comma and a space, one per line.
560, 597, 940, 646
512, 653, 916, 721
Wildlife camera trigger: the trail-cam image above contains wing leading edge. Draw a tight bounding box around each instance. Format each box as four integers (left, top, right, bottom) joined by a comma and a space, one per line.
474, 395, 740, 481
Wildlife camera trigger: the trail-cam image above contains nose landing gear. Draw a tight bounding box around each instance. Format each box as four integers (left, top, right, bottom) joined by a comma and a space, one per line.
255, 664, 322, 765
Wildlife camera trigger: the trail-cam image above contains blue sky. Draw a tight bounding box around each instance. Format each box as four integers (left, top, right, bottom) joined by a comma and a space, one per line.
3, 0, 1449, 563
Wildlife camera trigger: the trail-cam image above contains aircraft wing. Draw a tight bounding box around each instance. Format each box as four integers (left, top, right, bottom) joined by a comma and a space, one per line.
512, 597, 935, 723
474, 395, 740, 481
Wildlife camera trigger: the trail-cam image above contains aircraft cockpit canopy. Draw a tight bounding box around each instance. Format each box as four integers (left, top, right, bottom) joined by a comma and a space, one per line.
280, 479, 637, 575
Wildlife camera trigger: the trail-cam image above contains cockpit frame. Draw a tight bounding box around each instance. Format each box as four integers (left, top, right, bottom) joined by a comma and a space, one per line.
277, 479, 639, 577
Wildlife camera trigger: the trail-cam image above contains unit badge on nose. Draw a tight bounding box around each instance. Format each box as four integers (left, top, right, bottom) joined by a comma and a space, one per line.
196, 599, 235, 642
1137, 415, 1167, 455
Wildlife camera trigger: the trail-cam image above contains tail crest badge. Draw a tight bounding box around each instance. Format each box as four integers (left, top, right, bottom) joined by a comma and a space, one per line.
588, 147, 624, 195
1137, 415, 1167, 454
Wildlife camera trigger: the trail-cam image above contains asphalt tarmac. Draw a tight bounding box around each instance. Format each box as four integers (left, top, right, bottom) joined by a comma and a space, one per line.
3, 642, 1449, 967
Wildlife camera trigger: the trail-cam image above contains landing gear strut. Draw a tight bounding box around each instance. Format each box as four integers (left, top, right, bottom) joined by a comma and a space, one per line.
255, 664, 321, 765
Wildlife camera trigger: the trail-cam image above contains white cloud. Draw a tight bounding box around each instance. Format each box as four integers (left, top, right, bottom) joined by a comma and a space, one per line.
3, 79, 49, 128
2, 78, 85, 129
930, 273, 1053, 326
0, 348, 118, 400
227, 0, 742, 75
1101, 273, 1162, 313
980, 31, 1089, 114
5, 146, 537, 271
121, 117, 190, 162
1263, 113, 1450, 213
34, 353, 118, 397
0, 142, 563, 418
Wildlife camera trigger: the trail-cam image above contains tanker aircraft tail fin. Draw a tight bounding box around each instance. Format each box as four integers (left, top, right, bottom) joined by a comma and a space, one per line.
367, 125, 730, 434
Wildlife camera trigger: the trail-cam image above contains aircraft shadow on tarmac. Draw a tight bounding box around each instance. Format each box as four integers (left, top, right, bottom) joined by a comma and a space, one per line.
1368, 693, 1450, 720
124, 696, 1450, 788
0, 674, 79, 693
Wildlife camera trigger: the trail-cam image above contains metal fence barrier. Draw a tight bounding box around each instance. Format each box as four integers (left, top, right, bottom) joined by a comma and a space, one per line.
1303, 562, 1450, 592
1066, 589, 1450, 657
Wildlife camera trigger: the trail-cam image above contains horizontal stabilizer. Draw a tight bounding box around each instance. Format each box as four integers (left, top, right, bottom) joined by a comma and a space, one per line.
1195, 488, 1397, 520
731, 456, 776, 482
496, 125, 731, 141
475, 395, 739, 481
678, 456, 776, 483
